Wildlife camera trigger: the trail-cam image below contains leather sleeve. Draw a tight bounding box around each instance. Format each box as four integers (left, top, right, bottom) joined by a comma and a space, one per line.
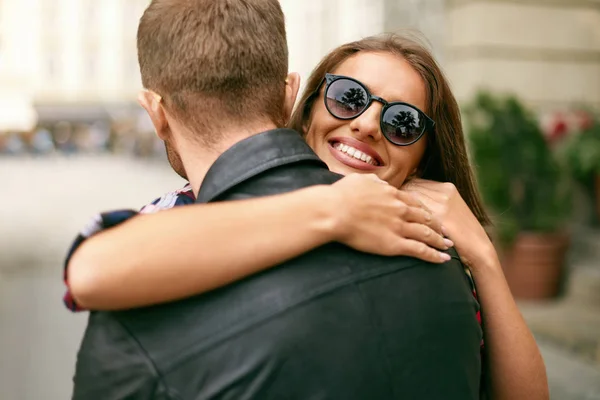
72, 312, 170, 399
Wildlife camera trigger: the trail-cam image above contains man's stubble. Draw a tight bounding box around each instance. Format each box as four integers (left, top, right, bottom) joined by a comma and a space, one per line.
165, 139, 187, 180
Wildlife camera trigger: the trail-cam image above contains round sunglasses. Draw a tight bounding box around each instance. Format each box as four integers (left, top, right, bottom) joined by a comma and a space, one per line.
319, 73, 435, 146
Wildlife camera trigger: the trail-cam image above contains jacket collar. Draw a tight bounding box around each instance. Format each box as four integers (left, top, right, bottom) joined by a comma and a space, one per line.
196, 128, 326, 203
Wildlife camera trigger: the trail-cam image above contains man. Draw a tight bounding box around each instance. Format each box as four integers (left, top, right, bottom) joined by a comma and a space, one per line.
71, 0, 482, 398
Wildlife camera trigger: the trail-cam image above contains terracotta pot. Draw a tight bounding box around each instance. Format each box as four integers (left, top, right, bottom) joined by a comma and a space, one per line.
501, 232, 570, 300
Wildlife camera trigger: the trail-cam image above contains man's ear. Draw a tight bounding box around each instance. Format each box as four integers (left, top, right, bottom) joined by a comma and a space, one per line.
138, 90, 169, 140
283, 72, 301, 123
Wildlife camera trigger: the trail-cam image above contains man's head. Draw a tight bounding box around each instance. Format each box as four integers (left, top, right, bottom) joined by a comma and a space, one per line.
137, 0, 300, 178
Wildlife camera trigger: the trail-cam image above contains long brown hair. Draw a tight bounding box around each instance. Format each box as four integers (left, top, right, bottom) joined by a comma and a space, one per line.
289, 33, 490, 225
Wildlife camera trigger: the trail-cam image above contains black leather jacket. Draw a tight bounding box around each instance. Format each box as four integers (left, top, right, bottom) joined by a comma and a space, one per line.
72, 129, 482, 400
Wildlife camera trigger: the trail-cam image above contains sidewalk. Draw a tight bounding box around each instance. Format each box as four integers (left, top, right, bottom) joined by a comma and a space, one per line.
519, 225, 600, 399
520, 290, 600, 366
539, 338, 600, 400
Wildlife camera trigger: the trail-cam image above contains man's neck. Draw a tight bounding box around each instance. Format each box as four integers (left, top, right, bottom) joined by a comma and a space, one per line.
177, 122, 280, 197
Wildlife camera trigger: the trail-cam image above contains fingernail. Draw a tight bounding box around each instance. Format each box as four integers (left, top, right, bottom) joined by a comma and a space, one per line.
443, 238, 454, 248
439, 252, 451, 262
441, 226, 449, 237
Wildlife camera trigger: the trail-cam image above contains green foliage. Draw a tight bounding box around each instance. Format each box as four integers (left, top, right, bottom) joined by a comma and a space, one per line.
464, 91, 572, 245
558, 116, 600, 187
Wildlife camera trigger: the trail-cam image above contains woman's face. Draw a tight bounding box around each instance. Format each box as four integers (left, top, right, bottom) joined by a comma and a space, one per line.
305, 52, 429, 188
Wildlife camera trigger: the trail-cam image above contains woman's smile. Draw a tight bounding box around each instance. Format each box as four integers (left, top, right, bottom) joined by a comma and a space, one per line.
328, 136, 383, 171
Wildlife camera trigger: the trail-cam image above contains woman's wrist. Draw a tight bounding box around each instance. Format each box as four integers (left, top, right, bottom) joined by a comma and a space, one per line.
466, 242, 502, 275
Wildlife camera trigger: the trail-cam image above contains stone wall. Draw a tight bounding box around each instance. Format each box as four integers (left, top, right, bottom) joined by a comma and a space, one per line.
446, 0, 600, 112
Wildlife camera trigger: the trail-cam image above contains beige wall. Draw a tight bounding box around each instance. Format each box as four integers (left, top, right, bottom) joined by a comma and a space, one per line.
445, 0, 600, 111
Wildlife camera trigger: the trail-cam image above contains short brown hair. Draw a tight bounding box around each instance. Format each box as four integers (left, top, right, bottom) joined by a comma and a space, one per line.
289, 33, 491, 226
138, 0, 288, 145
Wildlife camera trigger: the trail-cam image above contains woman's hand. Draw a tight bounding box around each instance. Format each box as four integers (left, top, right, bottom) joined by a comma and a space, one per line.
402, 178, 497, 269
326, 174, 453, 263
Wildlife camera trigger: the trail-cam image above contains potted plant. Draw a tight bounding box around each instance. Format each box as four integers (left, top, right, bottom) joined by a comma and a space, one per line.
464, 91, 572, 299
557, 112, 600, 224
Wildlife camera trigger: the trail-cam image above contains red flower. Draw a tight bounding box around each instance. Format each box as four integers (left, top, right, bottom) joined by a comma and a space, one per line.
548, 114, 569, 143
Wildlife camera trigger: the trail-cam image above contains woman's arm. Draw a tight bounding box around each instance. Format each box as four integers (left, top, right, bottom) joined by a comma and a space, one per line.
469, 250, 548, 400
68, 174, 450, 311
405, 179, 549, 400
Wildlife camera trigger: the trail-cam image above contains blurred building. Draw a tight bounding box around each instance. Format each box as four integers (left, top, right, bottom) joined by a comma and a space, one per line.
281, 0, 446, 89
0, 0, 149, 132
0, 0, 598, 135
446, 0, 600, 113
282, 0, 600, 114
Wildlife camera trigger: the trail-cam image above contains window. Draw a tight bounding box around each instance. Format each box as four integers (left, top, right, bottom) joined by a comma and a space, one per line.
43, 0, 60, 33
84, 0, 99, 35
47, 54, 59, 80
85, 53, 97, 81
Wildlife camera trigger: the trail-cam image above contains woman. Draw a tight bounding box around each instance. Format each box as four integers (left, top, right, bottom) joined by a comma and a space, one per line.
66, 34, 548, 399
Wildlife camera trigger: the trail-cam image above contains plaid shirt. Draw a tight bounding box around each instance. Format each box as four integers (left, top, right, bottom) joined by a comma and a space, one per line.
62, 184, 195, 312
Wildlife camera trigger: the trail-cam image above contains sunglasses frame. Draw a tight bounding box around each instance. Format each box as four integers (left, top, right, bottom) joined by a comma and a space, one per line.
321, 73, 435, 146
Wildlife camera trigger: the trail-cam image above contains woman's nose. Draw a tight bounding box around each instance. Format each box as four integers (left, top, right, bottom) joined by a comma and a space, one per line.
348, 102, 383, 142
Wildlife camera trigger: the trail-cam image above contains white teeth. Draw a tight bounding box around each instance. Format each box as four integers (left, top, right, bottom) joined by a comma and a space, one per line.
333, 142, 378, 166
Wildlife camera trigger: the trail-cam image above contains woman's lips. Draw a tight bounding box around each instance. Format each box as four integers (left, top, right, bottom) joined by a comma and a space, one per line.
329, 137, 384, 165
327, 140, 382, 171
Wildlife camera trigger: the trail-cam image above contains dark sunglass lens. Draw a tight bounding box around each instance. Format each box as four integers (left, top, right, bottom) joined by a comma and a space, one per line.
325, 79, 368, 118
381, 104, 425, 145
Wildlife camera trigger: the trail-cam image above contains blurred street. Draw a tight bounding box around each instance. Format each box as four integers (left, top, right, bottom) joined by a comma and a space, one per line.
0, 156, 598, 399
0, 156, 184, 400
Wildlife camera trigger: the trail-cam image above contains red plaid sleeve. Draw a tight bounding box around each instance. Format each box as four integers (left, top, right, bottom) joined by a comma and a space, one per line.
63, 184, 195, 312
63, 210, 139, 312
